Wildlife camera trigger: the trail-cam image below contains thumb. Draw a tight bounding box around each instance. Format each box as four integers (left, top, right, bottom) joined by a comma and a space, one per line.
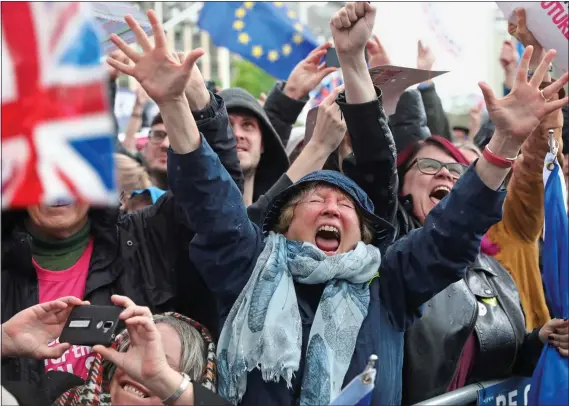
93, 345, 123, 366
322, 84, 344, 106
182, 48, 205, 74
478, 82, 496, 109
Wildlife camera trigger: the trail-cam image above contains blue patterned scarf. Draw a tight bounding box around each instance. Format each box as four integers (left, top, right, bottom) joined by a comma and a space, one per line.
217, 232, 382, 405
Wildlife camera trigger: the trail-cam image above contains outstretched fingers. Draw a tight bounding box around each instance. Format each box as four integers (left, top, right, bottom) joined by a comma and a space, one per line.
146, 9, 167, 49
125, 14, 152, 52
109, 34, 140, 63
478, 81, 497, 110
529, 49, 556, 87
182, 48, 205, 74
515, 45, 534, 87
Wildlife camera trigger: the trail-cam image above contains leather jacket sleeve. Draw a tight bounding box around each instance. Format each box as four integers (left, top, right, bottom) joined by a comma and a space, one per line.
336, 86, 398, 226
418, 82, 454, 142
263, 81, 308, 147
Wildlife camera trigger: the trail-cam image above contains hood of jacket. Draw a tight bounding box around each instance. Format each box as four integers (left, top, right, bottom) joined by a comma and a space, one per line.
262, 170, 395, 251
218, 87, 290, 202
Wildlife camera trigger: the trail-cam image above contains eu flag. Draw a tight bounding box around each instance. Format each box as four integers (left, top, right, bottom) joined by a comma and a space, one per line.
198, 2, 319, 80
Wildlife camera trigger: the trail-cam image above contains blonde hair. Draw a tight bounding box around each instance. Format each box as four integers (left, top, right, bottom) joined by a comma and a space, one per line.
114, 153, 152, 199
455, 141, 482, 158
273, 182, 375, 244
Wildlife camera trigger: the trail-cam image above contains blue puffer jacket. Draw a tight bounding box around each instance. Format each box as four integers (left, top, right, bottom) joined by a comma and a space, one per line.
169, 137, 506, 406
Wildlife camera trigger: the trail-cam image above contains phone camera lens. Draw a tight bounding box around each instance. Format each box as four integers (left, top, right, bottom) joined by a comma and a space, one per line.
103, 321, 114, 329
96, 321, 104, 329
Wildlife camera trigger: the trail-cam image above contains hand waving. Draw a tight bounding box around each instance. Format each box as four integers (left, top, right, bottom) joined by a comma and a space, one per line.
478, 46, 568, 141
284, 42, 338, 100
330, 2, 376, 58
2, 297, 88, 359
106, 10, 204, 105
93, 295, 169, 386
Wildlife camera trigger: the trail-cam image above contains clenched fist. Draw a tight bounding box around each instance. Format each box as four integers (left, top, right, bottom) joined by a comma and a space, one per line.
330, 2, 377, 58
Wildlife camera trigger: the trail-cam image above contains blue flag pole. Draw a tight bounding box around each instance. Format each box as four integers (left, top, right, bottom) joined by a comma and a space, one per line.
330, 355, 377, 406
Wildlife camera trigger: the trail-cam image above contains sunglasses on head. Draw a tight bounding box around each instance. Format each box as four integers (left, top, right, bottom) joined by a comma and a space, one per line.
407, 158, 467, 179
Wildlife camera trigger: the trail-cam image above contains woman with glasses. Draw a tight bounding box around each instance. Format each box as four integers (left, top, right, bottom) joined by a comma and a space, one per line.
394, 131, 568, 405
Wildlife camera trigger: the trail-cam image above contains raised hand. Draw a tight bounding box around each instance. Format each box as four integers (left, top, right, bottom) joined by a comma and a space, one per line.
310, 85, 347, 153
2, 297, 89, 359
417, 40, 436, 71
478, 46, 568, 142
172, 51, 210, 111
366, 34, 391, 67
106, 50, 130, 81
508, 8, 542, 50
284, 42, 338, 100
106, 10, 204, 105
330, 2, 376, 58
93, 295, 169, 386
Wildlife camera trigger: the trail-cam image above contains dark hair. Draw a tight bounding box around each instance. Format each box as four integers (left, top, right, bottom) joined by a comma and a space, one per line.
150, 112, 163, 127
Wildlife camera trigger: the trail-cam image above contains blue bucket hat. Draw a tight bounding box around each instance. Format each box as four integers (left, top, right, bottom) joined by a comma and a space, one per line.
130, 186, 166, 204
262, 170, 395, 251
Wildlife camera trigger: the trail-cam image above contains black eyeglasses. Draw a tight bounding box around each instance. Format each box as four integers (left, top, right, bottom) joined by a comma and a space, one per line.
407, 158, 467, 179
149, 130, 168, 143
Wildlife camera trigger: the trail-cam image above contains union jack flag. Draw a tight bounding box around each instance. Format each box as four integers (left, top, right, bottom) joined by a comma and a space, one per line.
1, 2, 116, 208
308, 70, 344, 109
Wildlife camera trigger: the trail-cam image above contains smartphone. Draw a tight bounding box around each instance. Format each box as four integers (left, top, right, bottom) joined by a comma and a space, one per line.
60, 305, 123, 347
325, 48, 341, 68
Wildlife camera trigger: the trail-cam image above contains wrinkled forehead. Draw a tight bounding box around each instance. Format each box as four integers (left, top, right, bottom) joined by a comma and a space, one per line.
228, 109, 260, 124
414, 144, 458, 164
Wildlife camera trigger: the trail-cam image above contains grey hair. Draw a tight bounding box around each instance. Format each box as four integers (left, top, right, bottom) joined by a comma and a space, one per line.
106, 314, 206, 382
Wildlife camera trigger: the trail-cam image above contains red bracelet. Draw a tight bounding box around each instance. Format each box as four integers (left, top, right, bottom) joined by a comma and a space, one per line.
483, 146, 517, 169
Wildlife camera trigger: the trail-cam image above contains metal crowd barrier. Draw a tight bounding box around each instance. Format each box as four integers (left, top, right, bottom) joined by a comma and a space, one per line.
412, 379, 509, 406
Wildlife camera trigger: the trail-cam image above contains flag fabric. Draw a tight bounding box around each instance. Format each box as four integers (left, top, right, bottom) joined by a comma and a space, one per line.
1, 2, 116, 208
330, 356, 376, 406
308, 71, 344, 109
198, 2, 319, 80
528, 150, 569, 405
92, 2, 152, 54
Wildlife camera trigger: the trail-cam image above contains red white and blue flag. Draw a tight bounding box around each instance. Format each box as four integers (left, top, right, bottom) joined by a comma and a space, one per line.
1, 2, 116, 208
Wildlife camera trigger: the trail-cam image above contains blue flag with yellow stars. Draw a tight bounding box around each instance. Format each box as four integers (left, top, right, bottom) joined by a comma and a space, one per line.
198, 1, 319, 80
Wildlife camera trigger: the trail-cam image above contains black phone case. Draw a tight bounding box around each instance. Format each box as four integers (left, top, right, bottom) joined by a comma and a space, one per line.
325, 48, 341, 68
59, 305, 123, 347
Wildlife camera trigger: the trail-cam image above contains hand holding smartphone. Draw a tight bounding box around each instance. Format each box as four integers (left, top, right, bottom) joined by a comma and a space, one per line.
59, 305, 123, 347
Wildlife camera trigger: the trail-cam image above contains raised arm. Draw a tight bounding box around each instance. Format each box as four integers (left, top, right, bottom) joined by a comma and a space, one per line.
264, 43, 337, 146
108, 11, 261, 319
380, 45, 569, 329
331, 3, 398, 226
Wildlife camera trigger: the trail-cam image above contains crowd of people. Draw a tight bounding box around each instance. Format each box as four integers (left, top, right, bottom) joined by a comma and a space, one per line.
2, 3, 569, 406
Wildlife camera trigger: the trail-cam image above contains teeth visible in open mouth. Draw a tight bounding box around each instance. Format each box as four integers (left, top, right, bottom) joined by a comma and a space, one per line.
433, 186, 451, 194
318, 225, 339, 234
123, 384, 146, 398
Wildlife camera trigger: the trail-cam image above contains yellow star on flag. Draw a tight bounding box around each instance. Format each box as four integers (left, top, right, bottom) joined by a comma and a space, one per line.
233, 20, 245, 30
268, 50, 279, 62
252, 45, 263, 58
273, 2, 283, 7
244, 1, 254, 9
235, 8, 246, 18
282, 44, 292, 56
294, 23, 303, 32
292, 33, 303, 44
238, 32, 251, 45
287, 10, 296, 18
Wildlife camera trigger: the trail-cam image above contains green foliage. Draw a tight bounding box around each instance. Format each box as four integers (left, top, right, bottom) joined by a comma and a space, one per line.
231, 59, 276, 97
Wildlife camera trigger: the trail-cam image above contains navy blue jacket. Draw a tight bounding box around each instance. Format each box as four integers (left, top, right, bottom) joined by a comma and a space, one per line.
169, 138, 506, 406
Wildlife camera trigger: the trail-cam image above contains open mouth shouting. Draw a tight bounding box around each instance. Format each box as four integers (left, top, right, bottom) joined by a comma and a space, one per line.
120, 379, 151, 400
429, 185, 451, 205
315, 224, 341, 255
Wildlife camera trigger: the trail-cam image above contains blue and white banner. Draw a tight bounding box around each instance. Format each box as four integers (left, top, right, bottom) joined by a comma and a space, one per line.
330, 365, 376, 406
477, 377, 532, 406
